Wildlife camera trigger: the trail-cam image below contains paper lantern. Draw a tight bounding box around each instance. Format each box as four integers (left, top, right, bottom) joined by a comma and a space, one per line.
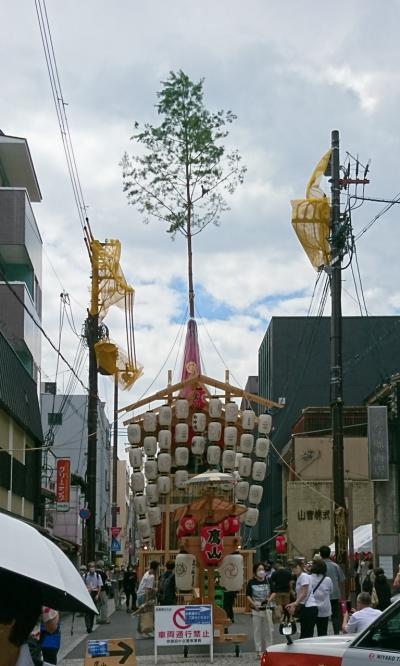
238, 456, 252, 478
179, 515, 197, 535
145, 460, 158, 481
131, 471, 145, 493
249, 484, 263, 505
127, 423, 141, 445
219, 554, 244, 591
143, 411, 157, 432
208, 421, 222, 442
159, 405, 172, 427
252, 461, 267, 482
175, 469, 189, 489
176, 399, 189, 420
258, 413, 272, 435
158, 452, 172, 474
192, 412, 206, 432
158, 429, 172, 451
128, 447, 142, 470
191, 436, 206, 456
209, 397, 222, 419
175, 553, 195, 592
200, 524, 224, 565
244, 507, 259, 527
175, 423, 189, 443
222, 449, 236, 472
138, 517, 151, 539
148, 506, 162, 526
222, 516, 240, 536
225, 402, 239, 423
235, 480, 249, 502
157, 475, 171, 495
207, 445, 221, 466
275, 534, 286, 554
175, 446, 189, 467
255, 437, 270, 459
239, 433, 254, 454
133, 495, 147, 515
143, 436, 157, 458
145, 483, 159, 505
224, 426, 238, 449
241, 409, 256, 431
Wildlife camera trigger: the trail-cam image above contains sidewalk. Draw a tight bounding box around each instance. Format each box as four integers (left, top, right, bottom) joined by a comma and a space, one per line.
61, 656, 261, 666
58, 596, 118, 663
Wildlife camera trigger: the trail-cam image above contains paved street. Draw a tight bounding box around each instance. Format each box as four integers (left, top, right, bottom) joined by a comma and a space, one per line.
58, 599, 282, 666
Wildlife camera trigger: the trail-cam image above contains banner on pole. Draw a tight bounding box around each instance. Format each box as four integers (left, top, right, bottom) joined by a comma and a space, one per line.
368, 406, 389, 481
56, 458, 71, 511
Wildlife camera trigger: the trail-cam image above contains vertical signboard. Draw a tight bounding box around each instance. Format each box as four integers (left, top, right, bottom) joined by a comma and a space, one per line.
56, 458, 71, 511
368, 406, 389, 481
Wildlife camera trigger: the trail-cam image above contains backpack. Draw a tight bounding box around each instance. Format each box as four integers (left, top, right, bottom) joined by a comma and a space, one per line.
362, 572, 373, 594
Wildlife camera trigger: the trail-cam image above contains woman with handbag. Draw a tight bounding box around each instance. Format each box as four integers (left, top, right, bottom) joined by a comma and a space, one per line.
310, 559, 333, 636
286, 559, 318, 638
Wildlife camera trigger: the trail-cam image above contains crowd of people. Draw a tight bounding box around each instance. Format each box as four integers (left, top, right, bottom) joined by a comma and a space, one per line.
244, 545, 399, 656
3, 548, 398, 665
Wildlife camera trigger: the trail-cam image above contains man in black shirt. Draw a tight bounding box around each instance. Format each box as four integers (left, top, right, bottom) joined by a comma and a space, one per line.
269, 560, 292, 610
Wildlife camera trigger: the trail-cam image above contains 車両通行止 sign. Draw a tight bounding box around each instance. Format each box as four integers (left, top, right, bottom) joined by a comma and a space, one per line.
154, 605, 212, 647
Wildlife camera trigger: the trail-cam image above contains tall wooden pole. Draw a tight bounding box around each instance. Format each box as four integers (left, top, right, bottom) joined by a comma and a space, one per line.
86, 246, 99, 563
111, 372, 119, 562
330, 130, 348, 571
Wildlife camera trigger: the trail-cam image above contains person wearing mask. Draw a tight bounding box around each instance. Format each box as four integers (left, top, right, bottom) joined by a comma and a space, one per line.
342, 592, 382, 633
246, 563, 273, 656
310, 559, 333, 636
95, 560, 110, 624
158, 560, 176, 606
123, 565, 138, 613
34, 608, 60, 665
286, 558, 318, 639
0, 570, 42, 666
319, 545, 345, 634
83, 562, 102, 633
373, 568, 392, 611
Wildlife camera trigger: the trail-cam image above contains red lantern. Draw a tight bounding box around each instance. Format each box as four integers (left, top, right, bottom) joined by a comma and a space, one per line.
200, 524, 224, 566
181, 516, 196, 535
275, 534, 286, 554
222, 516, 240, 536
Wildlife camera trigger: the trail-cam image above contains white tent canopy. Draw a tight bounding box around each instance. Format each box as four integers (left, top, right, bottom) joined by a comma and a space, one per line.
329, 523, 372, 553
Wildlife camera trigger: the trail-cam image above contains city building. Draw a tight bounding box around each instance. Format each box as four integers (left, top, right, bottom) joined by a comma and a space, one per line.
367, 374, 400, 577
0, 131, 42, 381
281, 406, 373, 560
258, 315, 400, 557
40, 385, 111, 558
0, 329, 43, 522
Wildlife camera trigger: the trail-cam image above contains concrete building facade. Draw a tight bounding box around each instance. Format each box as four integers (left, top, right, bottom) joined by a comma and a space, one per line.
0, 131, 42, 380
40, 387, 111, 557
257, 315, 400, 556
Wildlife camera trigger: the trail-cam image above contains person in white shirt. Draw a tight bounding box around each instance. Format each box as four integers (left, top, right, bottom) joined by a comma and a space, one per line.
310, 558, 333, 636
343, 592, 382, 634
137, 561, 159, 607
286, 558, 318, 638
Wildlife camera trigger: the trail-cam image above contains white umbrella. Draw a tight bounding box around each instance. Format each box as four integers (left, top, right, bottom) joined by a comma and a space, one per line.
0, 512, 97, 612
185, 470, 236, 485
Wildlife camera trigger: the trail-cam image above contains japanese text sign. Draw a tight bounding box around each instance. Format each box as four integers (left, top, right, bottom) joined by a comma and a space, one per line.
200, 524, 223, 565
368, 405, 389, 481
154, 605, 213, 647
56, 458, 71, 511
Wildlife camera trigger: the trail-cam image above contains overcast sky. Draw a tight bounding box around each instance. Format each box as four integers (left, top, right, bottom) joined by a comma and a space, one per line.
2, 0, 400, 443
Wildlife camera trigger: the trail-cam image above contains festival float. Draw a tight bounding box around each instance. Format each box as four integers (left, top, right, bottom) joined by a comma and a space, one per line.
120, 318, 282, 651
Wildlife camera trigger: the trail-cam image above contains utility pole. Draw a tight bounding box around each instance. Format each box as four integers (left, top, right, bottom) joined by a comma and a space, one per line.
111, 372, 119, 562
86, 245, 99, 563
330, 129, 348, 572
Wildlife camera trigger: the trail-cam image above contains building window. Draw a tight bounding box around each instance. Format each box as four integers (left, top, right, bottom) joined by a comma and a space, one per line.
48, 412, 62, 426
